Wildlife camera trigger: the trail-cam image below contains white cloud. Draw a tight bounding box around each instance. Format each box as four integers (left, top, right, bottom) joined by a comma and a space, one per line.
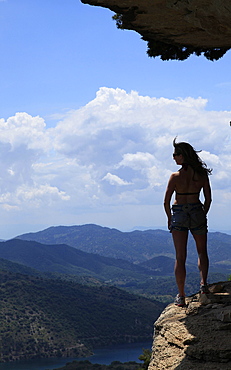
0, 87, 231, 233
118, 152, 156, 170
0, 112, 49, 150
103, 173, 132, 186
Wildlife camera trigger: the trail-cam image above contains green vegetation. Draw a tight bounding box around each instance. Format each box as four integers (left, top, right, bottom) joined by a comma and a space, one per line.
1, 225, 230, 363
53, 360, 140, 370
112, 12, 228, 61
16, 225, 231, 274
117, 272, 228, 305
0, 239, 156, 282
138, 348, 151, 370
16, 226, 174, 264
53, 348, 152, 370
0, 270, 164, 362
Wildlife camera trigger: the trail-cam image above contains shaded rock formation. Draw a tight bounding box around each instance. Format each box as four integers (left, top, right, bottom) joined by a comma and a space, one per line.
81, 0, 231, 60
148, 281, 231, 369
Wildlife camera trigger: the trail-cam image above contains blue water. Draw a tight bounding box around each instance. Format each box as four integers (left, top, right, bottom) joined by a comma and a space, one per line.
0, 342, 151, 370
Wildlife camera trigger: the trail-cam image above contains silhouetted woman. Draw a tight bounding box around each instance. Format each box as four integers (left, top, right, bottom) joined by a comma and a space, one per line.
164, 138, 212, 306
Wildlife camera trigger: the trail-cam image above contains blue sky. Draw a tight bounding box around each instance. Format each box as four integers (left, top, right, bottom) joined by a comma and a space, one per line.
0, 0, 231, 238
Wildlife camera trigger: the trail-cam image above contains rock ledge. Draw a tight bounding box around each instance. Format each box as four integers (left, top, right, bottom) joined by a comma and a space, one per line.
81, 0, 231, 60
148, 281, 231, 369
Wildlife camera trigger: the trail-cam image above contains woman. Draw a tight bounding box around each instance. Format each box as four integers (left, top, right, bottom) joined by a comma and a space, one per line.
164, 138, 212, 306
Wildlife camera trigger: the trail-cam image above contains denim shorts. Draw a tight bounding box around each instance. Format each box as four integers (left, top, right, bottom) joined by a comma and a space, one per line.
170, 203, 207, 235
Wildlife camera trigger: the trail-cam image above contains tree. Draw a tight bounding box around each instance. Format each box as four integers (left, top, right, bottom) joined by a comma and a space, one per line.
138, 348, 152, 370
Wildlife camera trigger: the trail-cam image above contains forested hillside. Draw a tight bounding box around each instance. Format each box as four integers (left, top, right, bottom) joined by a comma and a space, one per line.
16, 225, 174, 262
54, 360, 141, 370
1, 224, 230, 362
0, 239, 154, 280
0, 270, 164, 362
16, 225, 231, 269
0, 234, 229, 303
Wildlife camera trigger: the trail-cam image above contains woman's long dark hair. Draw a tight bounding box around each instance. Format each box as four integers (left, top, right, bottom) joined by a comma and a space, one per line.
173, 138, 212, 176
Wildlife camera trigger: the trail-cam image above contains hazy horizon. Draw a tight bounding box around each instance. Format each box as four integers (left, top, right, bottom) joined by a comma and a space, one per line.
2, 222, 231, 241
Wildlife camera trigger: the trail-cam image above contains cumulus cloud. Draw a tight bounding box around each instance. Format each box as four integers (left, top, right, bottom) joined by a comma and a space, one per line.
103, 173, 132, 186
0, 87, 231, 232
118, 152, 156, 170
0, 113, 49, 150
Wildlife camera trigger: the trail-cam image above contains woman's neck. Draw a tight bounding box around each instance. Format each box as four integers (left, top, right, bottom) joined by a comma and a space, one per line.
181, 163, 188, 171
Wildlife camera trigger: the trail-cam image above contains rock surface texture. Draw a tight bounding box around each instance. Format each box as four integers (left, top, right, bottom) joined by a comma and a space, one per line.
148, 281, 231, 369
81, 0, 231, 60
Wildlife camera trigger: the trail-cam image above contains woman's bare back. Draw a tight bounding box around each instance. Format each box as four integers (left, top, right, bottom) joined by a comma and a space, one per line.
173, 165, 206, 204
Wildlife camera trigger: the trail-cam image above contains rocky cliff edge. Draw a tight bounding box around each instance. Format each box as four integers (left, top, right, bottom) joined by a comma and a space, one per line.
149, 281, 231, 370
81, 0, 231, 60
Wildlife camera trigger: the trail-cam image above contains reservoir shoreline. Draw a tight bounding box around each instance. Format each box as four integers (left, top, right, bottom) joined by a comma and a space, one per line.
0, 341, 151, 370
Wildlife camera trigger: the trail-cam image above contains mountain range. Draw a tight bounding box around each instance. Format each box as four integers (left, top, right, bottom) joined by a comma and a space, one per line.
15, 224, 231, 271
0, 223, 230, 362
0, 227, 229, 285
0, 238, 154, 281
0, 224, 229, 301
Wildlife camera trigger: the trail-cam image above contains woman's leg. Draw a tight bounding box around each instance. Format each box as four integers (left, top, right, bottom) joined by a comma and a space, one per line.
172, 230, 188, 297
192, 233, 209, 286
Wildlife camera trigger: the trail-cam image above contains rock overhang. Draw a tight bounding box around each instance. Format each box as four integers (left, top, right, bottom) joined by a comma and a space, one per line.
80, 0, 231, 60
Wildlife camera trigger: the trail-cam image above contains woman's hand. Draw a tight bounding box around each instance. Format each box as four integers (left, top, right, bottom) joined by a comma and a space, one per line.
164, 173, 176, 232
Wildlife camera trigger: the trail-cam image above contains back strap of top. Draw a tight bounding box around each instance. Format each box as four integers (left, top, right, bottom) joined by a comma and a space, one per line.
176, 191, 200, 195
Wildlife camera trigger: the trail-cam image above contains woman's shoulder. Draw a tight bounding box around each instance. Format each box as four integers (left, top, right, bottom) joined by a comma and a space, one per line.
170, 171, 180, 179
168, 171, 180, 184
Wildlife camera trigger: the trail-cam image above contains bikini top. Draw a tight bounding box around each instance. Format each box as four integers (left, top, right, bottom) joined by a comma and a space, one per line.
176, 191, 200, 195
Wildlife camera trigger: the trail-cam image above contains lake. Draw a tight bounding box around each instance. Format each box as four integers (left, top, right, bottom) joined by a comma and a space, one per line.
0, 341, 152, 370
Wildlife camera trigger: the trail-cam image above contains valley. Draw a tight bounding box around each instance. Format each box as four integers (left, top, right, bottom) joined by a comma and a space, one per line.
0, 224, 230, 363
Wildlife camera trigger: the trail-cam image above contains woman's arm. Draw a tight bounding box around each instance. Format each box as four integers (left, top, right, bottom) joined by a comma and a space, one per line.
164, 174, 176, 230
202, 175, 212, 214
